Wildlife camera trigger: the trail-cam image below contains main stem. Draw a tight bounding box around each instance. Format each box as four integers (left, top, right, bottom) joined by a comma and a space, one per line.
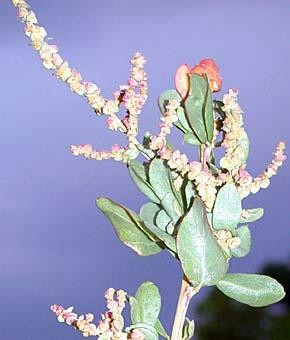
171, 276, 197, 340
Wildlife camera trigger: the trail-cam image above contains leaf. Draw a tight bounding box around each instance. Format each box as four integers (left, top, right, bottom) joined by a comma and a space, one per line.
149, 159, 183, 218
184, 132, 201, 146
128, 160, 160, 204
167, 170, 184, 210
177, 198, 228, 287
202, 75, 214, 142
176, 106, 192, 132
143, 222, 177, 253
182, 318, 195, 340
217, 273, 286, 307
185, 181, 195, 209
161, 192, 181, 223
231, 225, 251, 258
184, 74, 213, 144
123, 147, 139, 161
158, 89, 181, 114
96, 198, 162, 256
240, 208, 264, 223
155, 319, 170, 339
149, 159, 173, 201
155, 209, 171, 231
135, 282, 161, 326
129, 296, 142, 324
129, 298, 164, 339
213, 183, 242, 231
139, 203, 176, 252
139, 202, 160, 227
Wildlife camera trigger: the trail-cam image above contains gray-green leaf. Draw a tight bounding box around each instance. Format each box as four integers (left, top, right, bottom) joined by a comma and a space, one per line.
129, 296, 142, 324
128, 160, 160, 204
182, 318, 195, 340
149, 159, 173, 202
161, 192, 182, 223
213, 183, 242, 231
96, 198, 162, 256
135, 282, 161, 326
217, 273, 285, 307
185, 181, 195, 209
158, 89, 181, 114
155, 209, 171, 232
177, 198, 228, 286
240, 208, 264, 223
176, 106, 192, 132
184, 74, 214, 143
184, 132, 201, 146
140, 202, 160, 227
143, 222, 177, 253
155, 319, 170, 339
231, 225, 251, 258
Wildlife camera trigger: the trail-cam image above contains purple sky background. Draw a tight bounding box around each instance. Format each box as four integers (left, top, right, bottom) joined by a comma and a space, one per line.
1, 0, 290, 339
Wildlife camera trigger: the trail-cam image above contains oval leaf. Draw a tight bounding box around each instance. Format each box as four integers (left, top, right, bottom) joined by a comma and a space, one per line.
203, 77, 214, 142
96, 198, 162, 256
161, 192, 182, 223
176, 106, 192, 132
128, 161, 160, 203
135, 282, 161, 326
177, 198, 228, 286
156, 209, 171, 232
184, 74, 213, 143
213, 183, 242, 231
217, 273, 286, 307
149, 159, 173, 201
140, 203, 176, 252
129, 296, 142, 324
149, 159, 183, 215
142, 222, 177, 253
140, 202, 160, 227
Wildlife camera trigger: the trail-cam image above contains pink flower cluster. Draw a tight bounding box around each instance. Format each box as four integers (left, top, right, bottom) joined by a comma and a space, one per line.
70, 144, 126, 162
122, 53, 148, 149
50, 288, 142, 339
149, 99, 180, 151
50, 305, 100, 337
220, 89, 248, 173
13, 0, 149, 164
235, 142, 286, 198
159, 147, 220, 210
